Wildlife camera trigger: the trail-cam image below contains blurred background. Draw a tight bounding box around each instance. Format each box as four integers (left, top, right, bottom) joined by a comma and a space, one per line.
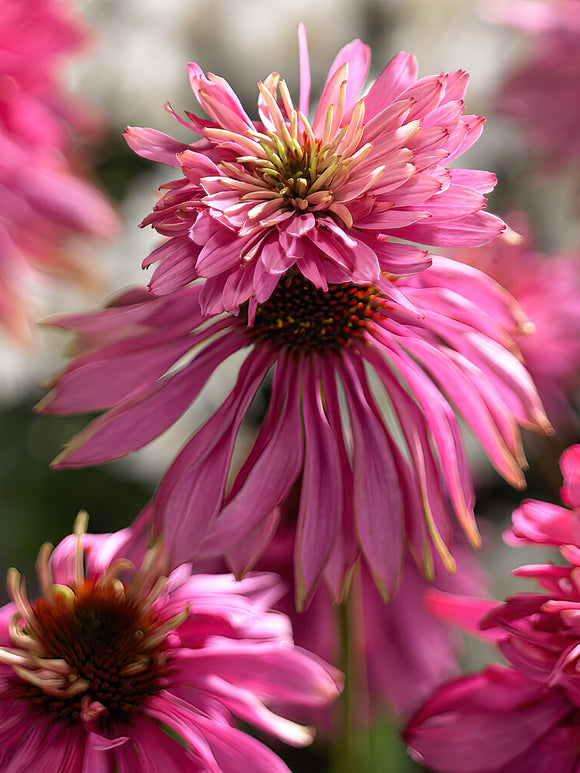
1, 1, 579, 770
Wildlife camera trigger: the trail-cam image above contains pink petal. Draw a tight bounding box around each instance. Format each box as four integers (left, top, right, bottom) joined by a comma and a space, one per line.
294, 362, 342, 608
188, 63, 253, 134
146, 237, 200, 294
202, 358, 304, 560
363, 51, 418, 119
341, 355, 404, 598
404, 666, 570, 773
143, 696, 221, 771
155, 347, 274, 567
40, 330, 196, 415
297, 23, 311, 116
196, 228, 243, 277
177, 643, 341, 706
410, 184, 486, 221
424, 590, 504, 641
51, 328, 245, 467
124, 126, 191, 165
324, 38, 371, 114
192, 714, 293, 773
395, 210, 506, 247
449, 167, 497, 193
560, 445, 580, 508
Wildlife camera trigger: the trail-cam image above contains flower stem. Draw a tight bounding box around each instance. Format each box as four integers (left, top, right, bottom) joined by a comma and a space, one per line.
331, 581, 369, 773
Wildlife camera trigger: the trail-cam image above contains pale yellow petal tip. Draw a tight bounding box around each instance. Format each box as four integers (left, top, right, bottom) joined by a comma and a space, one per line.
280, 723, 316, 749
294, 578, 306, 614
50, 584, 76, 610
6, 567, 21, 592
501, 225, 524, 245
467, 529, 483, 550
74, 511, 89, 536
33, 391, 54, 412
50, 447, 69, 468
441, 550, 458, 574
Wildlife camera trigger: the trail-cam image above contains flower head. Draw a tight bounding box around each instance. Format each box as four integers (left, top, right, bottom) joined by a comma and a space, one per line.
40, 256, 549, 608
0, 0, 119, 342
125, 26, 505, 317
404, 444, 580, 773
0, 514, 341, 772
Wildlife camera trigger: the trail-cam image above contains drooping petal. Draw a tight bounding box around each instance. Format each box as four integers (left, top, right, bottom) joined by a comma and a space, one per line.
294, 360, 342, 609
154, 346, 274, 566
202, 354, 304, 564
340, 354, 404, 598
124, 126, 192, 165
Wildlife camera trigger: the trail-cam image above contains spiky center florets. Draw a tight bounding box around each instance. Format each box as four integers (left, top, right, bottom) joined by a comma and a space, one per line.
249, 273, 382, 352
253, 132, 337, 212
22, 580, 163, 722
207, 73, 373, 227
0, 515, 186, 728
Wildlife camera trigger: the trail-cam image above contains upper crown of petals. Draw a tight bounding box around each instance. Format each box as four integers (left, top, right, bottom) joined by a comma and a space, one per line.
130, 31, 505, 311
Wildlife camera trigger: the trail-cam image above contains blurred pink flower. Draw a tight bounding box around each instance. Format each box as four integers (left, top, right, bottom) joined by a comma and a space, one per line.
39, 257, 549, 608
404, 443, 580, 772
125, 26, 505, 317
0, 514, 341, 772
452, 215, 580, 431
0, 0, 119, 342
492, 0, 580, 168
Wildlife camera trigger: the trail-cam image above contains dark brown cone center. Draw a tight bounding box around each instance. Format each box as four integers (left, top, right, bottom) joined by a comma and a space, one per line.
23, 580, 164, 724
249, 273, 382, 352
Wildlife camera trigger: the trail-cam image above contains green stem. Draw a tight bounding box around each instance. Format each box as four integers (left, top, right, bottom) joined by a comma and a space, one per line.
331, 587, 369, 773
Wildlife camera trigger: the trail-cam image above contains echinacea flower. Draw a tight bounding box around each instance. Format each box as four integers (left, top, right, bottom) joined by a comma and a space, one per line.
0, 0, 119, 342
39, 254, 550, 608
125, 26, 505, 317
452, 214, 580, 431
404, 443, 580, 773
492, 0, 580, 168
0, 513, 341, 772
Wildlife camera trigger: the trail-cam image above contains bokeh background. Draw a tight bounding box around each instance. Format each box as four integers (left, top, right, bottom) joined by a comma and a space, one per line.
1, 1, 579, 770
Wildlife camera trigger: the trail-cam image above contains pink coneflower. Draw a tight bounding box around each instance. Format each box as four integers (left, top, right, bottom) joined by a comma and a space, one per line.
125, 26, 505, 317
40, 254, 549, 608
0, 0, 119, 342
492, 0, 580, 168
0, 513, 341, 772
452, 214, 580, 431
404, 444, 580, 773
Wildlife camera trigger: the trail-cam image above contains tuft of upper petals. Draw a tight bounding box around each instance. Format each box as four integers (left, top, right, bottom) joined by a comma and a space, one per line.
128, 28, 505, 313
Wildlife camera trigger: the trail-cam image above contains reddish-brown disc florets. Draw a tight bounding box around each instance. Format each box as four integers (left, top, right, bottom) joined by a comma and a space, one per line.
249, 273, 382, 352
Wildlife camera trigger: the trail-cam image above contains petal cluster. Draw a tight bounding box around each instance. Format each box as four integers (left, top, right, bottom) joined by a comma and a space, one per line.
452, 214, 580, 430
126, 29, 504, 316
0, 0, 119, 341
404, 444, 580, 772
256, 519, 488, 723
40, 257, 549, 607
0, 515, 341, 772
